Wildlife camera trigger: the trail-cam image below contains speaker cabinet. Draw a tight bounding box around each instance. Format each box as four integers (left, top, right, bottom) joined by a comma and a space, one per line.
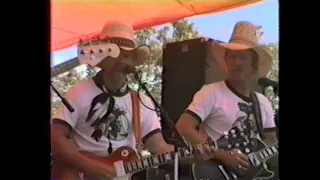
161, 37, 263, 141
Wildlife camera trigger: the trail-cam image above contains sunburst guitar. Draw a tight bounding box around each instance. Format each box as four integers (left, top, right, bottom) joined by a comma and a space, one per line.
51, 127, 249, 180
192, 137, 279, 180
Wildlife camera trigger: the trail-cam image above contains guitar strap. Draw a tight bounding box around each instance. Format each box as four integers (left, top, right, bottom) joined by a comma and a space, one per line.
130, 91, 143, 154
250, 92, 265, 140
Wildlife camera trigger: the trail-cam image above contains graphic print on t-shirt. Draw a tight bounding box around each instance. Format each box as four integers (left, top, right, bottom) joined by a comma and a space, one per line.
232, 102, 255, 133
100, 104, 129, 141
85, 93, 130, 141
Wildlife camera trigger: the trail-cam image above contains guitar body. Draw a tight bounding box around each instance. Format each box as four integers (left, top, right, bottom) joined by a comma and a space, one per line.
192, 138, 275, 180
51, 146, 138, 180
51, 126, 252, 180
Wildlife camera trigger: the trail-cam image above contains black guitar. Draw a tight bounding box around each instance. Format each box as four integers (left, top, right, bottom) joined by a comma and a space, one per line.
192, 138, 279, 180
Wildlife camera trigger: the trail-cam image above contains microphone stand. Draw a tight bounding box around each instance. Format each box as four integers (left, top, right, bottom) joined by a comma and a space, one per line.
50, 82, 74, 113
132, 72, 189, 180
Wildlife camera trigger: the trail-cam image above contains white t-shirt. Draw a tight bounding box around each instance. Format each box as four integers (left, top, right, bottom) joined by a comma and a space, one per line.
186, 81, 275, 141
52, 78, 161, 157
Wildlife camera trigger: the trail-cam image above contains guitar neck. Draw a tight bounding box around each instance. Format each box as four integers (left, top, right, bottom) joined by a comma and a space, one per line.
122, 141, 214, 174
252, 142, 278, 162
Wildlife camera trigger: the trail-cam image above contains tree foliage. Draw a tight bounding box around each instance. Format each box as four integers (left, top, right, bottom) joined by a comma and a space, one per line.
51, 20, 279, 115
265, 43, 279, 110
51, 67, 92, 115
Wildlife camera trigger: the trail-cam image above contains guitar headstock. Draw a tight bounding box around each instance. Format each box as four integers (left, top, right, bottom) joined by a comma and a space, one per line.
216, 125, 251, 151
77, 39, 121, 67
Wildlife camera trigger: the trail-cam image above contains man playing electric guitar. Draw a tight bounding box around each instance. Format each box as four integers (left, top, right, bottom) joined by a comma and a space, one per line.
176, 21, 278, 180
51, 21, 217, 180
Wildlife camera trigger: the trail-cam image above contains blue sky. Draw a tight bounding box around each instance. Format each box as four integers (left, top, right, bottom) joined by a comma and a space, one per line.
51, 0, 278, 68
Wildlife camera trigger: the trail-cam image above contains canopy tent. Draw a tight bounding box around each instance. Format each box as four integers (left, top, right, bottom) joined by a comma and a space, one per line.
51, 0, 263, 52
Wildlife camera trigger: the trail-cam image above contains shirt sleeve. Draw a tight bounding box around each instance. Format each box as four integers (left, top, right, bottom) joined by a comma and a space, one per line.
139, 94, 161, 143
51, 86, 80, 129
186, 85, 216, 122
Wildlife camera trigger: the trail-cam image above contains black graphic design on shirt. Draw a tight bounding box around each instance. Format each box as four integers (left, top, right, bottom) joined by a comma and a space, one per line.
232, 102, 255, 132
101, 105, 129, 141
86, 93, 130, 141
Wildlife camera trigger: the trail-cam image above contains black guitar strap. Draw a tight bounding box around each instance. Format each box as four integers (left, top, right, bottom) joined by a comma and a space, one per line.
250, 92, 265, 140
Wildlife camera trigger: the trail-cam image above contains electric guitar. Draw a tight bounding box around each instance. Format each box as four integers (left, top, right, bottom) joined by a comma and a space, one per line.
192, 138, 279, 180
51, 127, 249, 180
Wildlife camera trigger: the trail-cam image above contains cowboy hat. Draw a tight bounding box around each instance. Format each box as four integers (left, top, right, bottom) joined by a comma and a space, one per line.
98, 21, 150, 66
211, 21, 273, 78
77, 21, 150, 67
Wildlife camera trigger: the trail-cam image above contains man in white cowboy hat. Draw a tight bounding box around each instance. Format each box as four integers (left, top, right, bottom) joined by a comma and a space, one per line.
50, 21, 215, 180
176, 21, 278, 178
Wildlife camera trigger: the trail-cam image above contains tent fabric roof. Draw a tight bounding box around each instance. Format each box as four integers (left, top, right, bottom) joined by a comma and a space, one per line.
51, 0, 262, 52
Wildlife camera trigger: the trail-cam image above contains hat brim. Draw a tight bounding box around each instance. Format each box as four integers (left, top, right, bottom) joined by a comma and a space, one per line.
211, 41, 273, 78
120, 45, 151, 66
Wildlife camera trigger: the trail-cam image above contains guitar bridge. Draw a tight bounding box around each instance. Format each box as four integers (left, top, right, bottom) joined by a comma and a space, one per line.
114, 161, 126, 177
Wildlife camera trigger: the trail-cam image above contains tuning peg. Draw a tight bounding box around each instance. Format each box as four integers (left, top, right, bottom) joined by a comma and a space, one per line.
240, 132, 245, 136
224, 135, 229, 139
245, 148, 251, 153
230, 129, 236, 134
243, 142, 248, 146
223, 131, 229, 136
106, 47, 113, 52
232, 134, 237, 138
80, 49, 89, 54
227, 145, 232, 149
235, 143, 239, 147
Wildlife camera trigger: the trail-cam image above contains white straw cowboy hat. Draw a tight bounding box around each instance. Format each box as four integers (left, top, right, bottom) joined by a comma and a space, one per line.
212, 21, 273, 78
98, 21, 151, 66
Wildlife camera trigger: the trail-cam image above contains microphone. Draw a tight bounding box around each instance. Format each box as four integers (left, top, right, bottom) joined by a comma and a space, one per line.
258, 77, 278, 94
124, 66, 137, 74
124, 66, 142, 79
258, 78, 278, 89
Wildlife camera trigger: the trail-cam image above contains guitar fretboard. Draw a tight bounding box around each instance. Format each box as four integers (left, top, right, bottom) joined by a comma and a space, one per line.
122, 141, 214, 174
253, 142, 278, 162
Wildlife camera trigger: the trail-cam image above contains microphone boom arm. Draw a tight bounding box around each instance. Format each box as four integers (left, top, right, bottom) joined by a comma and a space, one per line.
50, 82, 74, 113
